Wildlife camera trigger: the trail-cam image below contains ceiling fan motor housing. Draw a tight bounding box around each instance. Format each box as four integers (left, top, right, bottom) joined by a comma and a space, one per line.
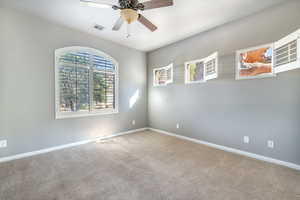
118, 0, 144, 10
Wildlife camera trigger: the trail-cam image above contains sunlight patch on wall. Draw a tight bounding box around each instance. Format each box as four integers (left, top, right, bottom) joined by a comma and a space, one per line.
130, 90, 140, 108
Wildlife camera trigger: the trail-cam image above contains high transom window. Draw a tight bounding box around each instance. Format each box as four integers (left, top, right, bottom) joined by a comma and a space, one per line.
55, 47, 118, 119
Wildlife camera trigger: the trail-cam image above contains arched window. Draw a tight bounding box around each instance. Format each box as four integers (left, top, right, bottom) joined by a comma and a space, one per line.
55, 47, 118, 119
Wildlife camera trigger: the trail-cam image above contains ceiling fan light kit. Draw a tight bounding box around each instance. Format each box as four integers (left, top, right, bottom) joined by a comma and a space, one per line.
121, 9, 139, 24
80, 0, 174, 36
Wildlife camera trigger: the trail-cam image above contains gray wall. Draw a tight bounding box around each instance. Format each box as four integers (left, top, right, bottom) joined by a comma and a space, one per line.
1, 1, 300, 166
147, 1, 300, 165
0, 7, 147, 157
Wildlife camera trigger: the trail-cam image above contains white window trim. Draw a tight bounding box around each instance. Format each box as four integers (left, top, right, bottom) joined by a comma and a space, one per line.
153, 63, 173, 87
184, 58, 207, 84
54, 46, 119, 119
235, 43, 276, 80
274, 29, 300, 74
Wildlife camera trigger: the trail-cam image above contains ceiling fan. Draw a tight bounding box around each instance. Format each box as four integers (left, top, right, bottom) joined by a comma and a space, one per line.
80, 0, 174, 35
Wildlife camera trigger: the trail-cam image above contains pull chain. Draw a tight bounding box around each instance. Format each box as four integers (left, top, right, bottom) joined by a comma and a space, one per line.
126, 23, 131, 38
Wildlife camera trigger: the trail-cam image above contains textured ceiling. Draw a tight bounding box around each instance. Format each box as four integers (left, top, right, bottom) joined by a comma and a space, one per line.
1, 0, 288, 51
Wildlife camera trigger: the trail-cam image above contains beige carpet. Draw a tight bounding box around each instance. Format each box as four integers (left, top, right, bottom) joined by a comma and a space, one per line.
0, 131, 299, 200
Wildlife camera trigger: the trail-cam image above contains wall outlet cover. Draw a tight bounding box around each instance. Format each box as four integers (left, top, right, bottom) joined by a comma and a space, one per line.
243, 136, 250, 144
176, 123, 180, 129
0, 140, 7, 148
268, 140, 274, 149
132, 120, 136, 126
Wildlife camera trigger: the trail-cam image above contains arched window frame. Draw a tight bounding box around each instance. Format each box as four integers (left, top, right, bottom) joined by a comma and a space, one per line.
55, 46, 119, 119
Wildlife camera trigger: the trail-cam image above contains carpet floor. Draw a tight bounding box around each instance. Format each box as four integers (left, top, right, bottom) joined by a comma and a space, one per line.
0, 131, 299, 200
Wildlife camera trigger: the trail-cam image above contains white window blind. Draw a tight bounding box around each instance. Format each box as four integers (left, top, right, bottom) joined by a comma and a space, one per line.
275, 40, 297, 67
55, 47, 118, 119
92, 54, 116, 110
204, 52, 218, 81
58, 52, 90, 112
274, 29, 300, 73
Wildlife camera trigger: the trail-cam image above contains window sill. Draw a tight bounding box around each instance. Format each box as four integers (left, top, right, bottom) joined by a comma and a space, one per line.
55, 109, 119, 120
153, 82, 173, 87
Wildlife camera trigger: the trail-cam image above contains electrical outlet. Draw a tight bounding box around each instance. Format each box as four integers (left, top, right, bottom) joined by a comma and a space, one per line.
0, 140, 7, 148
176, 123, 180, 129
132, 120, 136, 126
268, 140, 274, 149
243, 136, 250, 144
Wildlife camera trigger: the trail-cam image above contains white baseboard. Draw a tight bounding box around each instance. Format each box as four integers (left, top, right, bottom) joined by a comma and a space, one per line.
149, 128, 300, 171
0, 127, 148, 163
2, 127, 299, 171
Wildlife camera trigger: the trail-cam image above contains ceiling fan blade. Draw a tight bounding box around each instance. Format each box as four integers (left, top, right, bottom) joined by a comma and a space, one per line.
112, 17, 124, 31
142, 0, 173, 10
80, 0, 113, 9
138, 14, 157, 32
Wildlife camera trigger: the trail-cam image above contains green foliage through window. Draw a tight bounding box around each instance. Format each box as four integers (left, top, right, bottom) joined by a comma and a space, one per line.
57, 49, 116, 114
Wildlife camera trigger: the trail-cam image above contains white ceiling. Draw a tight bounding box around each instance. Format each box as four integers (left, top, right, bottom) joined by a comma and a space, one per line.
1, 0, 287, 52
